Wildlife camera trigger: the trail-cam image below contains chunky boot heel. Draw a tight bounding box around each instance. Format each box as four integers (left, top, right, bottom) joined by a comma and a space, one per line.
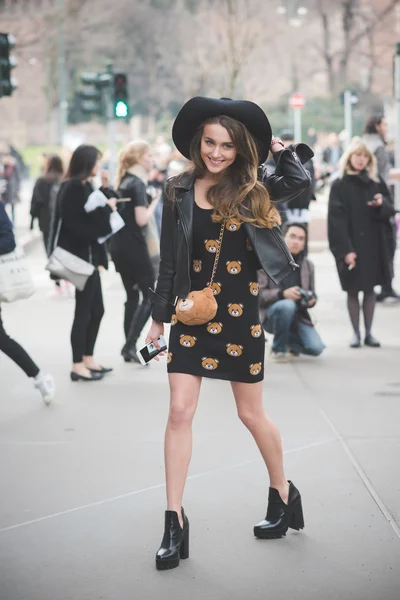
155, 508, 189, 570
289, 498, 304, 531
254, 481, 304, 539
179, 522, 189, 559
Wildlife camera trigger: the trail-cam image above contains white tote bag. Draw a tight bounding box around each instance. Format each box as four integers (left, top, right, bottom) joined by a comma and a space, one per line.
0, 247, 35, 302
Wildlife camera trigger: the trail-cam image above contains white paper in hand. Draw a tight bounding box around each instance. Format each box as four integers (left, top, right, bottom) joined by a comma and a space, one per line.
84, 189, 108, 213
98, 210, 125, 244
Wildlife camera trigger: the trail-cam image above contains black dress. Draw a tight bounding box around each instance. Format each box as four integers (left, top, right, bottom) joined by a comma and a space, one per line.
168, 202, 265, 383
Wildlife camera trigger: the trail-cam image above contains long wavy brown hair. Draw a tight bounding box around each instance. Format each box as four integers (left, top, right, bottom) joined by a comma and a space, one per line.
168, 115, 281, 228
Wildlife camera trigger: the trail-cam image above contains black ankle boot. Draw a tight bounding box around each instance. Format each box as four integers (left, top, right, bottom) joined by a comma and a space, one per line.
156, 508, 189, 570
121, 345, 141, 363
253, 481, 304, 539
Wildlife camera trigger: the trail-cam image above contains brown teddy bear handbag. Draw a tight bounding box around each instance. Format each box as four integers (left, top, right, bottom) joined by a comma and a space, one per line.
175, 221, 225, 326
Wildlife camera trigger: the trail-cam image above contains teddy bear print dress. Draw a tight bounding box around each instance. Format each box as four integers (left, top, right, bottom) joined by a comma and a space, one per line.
167, 202, 265, 383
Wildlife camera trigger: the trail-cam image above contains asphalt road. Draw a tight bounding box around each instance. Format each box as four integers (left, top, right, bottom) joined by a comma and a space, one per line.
1, 242, 399, 600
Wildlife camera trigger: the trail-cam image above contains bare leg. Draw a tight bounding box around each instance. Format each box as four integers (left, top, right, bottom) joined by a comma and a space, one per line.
165, 373, 202, 527
231, 380, 289, 503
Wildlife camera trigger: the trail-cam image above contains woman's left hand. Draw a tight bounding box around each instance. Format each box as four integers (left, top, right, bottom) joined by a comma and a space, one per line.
368, 194, 383, 207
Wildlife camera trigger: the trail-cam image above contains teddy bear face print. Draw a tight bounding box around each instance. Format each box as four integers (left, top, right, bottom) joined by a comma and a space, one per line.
202, 357, 219, 370
228, 303, 244, 317
204, 239, 219, 253
226, 217, 241, 232
226, 343, 243, 357
207, 322, 223, 335
180, 335, 197, 347
249, 363, 262, 376
206, 281, 222, 296
193, 260, 202, 273
250, 324, 262, 338
249, 282, 259, 296
226, 261, 242, 275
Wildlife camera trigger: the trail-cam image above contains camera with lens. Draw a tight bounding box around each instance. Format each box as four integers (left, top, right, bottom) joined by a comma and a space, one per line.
298, 288, 316, 308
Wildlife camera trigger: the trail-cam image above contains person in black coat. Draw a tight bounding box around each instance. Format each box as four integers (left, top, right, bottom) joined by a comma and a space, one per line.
110, 140, 160, 363
30, 154, 64, 256
0, 202, 55, 404
328, 139, 395, 348
51, 145, 117, 381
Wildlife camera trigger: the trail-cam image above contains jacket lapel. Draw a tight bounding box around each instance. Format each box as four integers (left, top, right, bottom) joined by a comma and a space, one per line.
175, 175, 194, 256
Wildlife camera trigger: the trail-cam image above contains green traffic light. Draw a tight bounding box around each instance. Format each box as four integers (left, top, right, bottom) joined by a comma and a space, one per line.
115, 100, 128, 118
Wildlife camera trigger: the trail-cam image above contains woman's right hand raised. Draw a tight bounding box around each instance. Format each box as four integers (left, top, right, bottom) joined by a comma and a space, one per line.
344, 252, 357, 267
145, 320, 165, 361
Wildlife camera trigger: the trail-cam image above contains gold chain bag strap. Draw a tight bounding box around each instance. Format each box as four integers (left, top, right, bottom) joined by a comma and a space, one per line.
176, 221, 225, 326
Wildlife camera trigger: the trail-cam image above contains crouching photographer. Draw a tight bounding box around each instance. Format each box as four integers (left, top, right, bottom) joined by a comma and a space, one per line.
258, 223, 325, 362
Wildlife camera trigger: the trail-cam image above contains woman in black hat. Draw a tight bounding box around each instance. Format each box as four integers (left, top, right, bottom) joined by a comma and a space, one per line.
146, 97, 311, 570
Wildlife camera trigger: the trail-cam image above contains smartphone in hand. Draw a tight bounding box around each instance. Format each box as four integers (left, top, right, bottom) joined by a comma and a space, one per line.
136, 336, 167, 366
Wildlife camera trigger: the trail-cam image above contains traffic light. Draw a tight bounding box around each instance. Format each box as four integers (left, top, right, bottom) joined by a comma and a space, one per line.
79, 72, 102, 115
0, 32, 17, 98
113, 73, 129, 118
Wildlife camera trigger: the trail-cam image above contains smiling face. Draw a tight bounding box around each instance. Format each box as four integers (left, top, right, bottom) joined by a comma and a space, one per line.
349, 150, 370, 172
200, 123, 237, 177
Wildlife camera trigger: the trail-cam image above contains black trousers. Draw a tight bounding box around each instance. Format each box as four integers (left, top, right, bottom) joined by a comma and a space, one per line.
0, 307, 40, 377
71, 270, 104, 363
120, 271, 154, 345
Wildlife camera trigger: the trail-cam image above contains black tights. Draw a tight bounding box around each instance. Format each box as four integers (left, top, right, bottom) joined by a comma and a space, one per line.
347, 290, 376, 336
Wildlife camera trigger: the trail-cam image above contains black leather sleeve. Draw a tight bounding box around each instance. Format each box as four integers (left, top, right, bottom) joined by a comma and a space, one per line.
149, 198, 177, 323
262, 148, 311, 203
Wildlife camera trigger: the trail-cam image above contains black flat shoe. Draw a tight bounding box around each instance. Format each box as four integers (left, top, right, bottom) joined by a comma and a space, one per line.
254, 481, 304, 539
89, 366, 113, 374
156, 508, 189, 570
364, 334, 381, 347
350, 332, 361, 348
70, 371, 103, 382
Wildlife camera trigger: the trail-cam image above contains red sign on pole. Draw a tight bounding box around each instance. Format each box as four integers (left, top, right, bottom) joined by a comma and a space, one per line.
289, 93, 305, 109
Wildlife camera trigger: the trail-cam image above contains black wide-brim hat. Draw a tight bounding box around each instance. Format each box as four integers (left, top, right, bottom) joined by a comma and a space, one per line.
172, 96, 272, 165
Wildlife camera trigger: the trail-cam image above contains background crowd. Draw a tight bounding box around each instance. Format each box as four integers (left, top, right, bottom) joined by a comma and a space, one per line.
0, 111, 399, 402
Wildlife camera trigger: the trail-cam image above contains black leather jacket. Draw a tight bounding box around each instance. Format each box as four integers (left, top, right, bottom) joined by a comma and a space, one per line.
150, 148, 311, 323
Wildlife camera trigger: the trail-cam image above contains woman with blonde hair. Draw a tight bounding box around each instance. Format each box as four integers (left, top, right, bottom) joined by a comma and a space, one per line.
328, 138, 395, 348
110, 140, 160, 362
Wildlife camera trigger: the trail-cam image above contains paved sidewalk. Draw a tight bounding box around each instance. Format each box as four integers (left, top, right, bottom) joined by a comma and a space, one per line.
0, 241, 399, 599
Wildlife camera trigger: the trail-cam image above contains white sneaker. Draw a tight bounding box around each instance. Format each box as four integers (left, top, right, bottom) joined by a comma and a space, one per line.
270, 351, 289, 363
34, 373, 55, 405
